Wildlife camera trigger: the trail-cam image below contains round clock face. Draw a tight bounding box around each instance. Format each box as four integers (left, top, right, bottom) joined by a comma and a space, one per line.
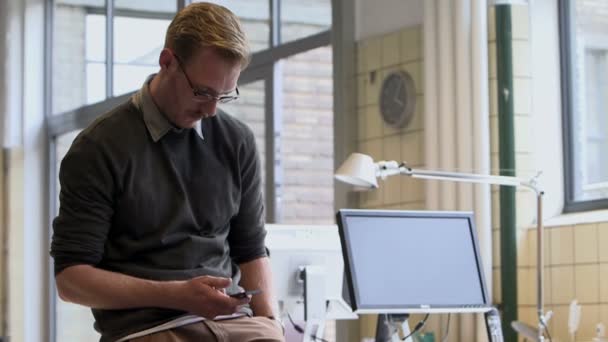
379, 71, 416, 128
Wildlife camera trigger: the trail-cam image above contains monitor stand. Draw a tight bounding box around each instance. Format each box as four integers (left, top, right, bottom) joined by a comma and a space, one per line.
376, 314, 413, 342
301, 266, 327, 342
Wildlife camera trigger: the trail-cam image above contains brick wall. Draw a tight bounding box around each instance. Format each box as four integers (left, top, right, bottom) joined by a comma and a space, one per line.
281, 45, 334, 224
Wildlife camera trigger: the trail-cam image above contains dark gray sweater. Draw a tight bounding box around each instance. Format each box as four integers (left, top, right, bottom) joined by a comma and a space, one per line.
50, 84, 266, 341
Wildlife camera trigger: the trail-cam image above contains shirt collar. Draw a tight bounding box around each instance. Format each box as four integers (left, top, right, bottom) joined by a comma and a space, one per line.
132, 74, 204, 142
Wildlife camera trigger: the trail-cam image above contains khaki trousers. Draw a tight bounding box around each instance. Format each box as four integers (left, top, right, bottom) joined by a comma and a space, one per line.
129, 316, 285, 342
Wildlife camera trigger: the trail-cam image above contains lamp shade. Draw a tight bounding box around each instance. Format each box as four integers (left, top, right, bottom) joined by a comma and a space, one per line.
334, 153, 378, 188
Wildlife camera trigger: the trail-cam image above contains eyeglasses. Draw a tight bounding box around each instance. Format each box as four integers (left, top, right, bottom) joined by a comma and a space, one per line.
172, 53, 240, 104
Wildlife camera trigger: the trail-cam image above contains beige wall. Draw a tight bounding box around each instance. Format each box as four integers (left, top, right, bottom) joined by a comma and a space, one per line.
355, 25, 425, 339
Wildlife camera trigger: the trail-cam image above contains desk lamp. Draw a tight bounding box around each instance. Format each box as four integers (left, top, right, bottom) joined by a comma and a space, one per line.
334, 152, 548, 342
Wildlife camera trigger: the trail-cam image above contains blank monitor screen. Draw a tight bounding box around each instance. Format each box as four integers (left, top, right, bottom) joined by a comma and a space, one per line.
336, 209, 490, 314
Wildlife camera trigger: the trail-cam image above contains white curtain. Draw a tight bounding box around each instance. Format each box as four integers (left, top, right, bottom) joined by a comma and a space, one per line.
424, 0, 491, 341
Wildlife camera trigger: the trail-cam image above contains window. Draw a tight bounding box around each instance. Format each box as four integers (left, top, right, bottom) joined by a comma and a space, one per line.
281, 0, 331, 43
53, 0, 106, 114
561, 0, 608, 211
192, 0, 271, 52
112, 16, 171, 96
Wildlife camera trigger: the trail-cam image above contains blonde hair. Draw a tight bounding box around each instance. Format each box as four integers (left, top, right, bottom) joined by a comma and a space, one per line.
164, 2, 251, 69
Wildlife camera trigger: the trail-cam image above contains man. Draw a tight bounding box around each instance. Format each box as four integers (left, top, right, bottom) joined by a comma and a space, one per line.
50, 3, 284, 341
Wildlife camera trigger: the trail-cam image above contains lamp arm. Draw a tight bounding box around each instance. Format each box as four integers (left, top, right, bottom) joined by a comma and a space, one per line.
376, 160, 403, 180
396, 162, 543, 195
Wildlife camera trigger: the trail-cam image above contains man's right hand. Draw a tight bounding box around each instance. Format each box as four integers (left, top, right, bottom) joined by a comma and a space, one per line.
55, 265, 251, 318
175, 275, 251, 319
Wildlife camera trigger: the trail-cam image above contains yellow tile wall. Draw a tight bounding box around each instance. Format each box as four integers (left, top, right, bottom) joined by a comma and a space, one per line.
524, 222, 608, 342
356, 25, 425, 211
355, 25, 425, 339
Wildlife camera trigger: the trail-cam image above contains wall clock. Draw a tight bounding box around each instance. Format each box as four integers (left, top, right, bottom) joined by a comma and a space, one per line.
379, 70, 416, 129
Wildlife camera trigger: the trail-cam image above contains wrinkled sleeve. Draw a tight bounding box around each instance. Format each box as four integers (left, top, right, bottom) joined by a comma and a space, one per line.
228, 131, 267, 264
50, 135, 116, 275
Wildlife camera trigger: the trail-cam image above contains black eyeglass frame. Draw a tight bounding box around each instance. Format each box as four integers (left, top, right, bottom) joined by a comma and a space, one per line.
172, 52, 240, 104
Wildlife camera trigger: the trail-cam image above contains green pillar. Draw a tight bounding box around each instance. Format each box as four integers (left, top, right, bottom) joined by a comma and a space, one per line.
495, 5, 518, 342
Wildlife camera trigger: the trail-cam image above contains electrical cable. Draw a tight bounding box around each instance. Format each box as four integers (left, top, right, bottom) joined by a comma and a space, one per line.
440, 313, 451, 342
541, 319, 553, 342
286, 312, 330, 342
400, 313, 430, 341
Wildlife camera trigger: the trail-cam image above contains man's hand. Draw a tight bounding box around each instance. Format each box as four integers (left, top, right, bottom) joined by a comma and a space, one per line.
175, 275, 251, 318
55, 265, 250, 318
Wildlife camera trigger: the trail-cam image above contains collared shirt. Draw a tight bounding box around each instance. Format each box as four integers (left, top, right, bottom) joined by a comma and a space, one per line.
132, 75, 204, 142
51, 76, 266, 342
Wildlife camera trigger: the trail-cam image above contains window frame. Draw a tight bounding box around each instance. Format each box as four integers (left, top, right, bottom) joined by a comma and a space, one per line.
559, 0, 608, 213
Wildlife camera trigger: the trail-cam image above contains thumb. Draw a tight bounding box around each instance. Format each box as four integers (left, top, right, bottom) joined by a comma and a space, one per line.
195, 275, 232, 289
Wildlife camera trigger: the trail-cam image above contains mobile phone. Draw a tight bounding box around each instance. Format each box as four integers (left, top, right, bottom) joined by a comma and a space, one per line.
229, 289, 262, 299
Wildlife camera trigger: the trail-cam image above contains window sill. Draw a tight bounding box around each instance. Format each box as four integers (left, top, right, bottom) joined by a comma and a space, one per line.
541, 208, 608, 228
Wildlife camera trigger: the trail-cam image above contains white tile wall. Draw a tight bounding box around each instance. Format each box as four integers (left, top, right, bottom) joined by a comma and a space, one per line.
511, 5, 530, 40
513, 78, 532, 115
512, 40, 531, 78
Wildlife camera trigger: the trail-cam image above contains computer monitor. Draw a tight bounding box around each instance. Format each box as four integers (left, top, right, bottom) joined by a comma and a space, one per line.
336, 209, 491, 314
265, 224, 356, 323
